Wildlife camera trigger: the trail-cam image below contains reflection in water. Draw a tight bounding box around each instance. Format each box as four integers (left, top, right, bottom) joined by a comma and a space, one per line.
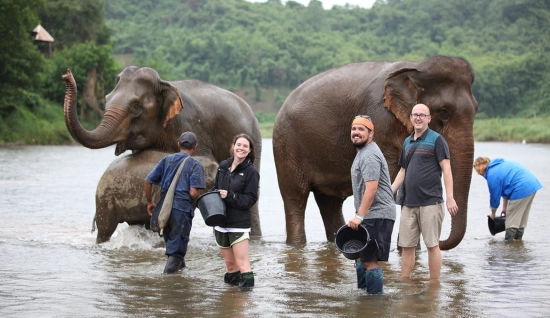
1, 141, 550, 317
388, 279, 442, 318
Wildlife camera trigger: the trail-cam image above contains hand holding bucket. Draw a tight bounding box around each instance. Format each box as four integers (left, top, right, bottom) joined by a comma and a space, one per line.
334, 224, 370, 260
488, 212, 506, 236
197, 191, 227, 227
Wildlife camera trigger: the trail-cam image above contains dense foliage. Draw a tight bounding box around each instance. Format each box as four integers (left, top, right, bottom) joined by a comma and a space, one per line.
0, 0, 119, 144
106, 0, 550, 118
1, 0, 549, 144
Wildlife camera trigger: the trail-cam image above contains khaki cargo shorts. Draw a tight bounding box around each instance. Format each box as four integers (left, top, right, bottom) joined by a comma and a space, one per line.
398, 202, 445, 248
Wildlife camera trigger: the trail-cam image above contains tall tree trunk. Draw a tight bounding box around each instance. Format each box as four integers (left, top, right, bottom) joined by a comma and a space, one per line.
83, 67, 103, 117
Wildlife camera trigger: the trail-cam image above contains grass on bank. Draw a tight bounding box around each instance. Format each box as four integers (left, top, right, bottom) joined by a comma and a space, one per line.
473, 117, 550, 143
259, 115, 550, 141
0, 102, 72, 145
2, 110, 550, 144
256, 112, 276, 139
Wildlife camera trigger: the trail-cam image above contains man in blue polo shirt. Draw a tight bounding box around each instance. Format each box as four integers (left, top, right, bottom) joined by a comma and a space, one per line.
391, 104, 458, 280
145, 131, 206, 274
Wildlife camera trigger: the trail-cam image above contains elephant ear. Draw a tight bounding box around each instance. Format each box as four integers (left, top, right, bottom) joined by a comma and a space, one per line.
160, 80, 184, 128
383, 67, 423, 132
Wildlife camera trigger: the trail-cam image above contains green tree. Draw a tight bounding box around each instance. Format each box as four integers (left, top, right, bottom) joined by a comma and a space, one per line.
39, 0, 119, 121
39, 0, 112, 48
0, 0, 47, 117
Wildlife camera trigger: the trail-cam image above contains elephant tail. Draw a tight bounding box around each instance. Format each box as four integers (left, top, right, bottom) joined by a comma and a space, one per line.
91, 215, 96, 233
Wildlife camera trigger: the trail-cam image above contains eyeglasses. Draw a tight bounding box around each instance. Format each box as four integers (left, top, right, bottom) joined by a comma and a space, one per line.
354, 115, 372, 121
411, 113, 430, 119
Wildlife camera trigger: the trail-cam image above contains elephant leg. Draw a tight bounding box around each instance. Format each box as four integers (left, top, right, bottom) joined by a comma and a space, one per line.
250, 194, 262, 237
279, 178, 310, 245
96, 221, 118, 243
313, 191, 345, 242
94, 203, 119, 244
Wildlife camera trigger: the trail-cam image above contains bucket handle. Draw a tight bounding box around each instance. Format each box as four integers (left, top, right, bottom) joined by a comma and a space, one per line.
333, 224, 369, 238
488, 211, 506, 219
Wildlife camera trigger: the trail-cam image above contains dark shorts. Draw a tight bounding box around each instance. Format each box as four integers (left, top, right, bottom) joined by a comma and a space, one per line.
214, 230, 249, 248
359, 218, 395, 262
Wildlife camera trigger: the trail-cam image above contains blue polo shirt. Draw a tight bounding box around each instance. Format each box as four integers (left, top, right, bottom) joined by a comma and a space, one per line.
398, 128, 450, 207
145, 152, 206, 212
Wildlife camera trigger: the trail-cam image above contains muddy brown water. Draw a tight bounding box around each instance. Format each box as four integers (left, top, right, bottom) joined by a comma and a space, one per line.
1, 140, 549, 317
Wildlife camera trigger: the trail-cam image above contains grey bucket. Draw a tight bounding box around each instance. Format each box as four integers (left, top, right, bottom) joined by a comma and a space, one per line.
197, 191, 226, 227
334, 224, 370, 260
488, 215, 506, 235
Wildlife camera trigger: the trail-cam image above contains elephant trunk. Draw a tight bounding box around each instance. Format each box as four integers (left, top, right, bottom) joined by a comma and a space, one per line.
62, 69, 124, 151
439, 137, 474, 250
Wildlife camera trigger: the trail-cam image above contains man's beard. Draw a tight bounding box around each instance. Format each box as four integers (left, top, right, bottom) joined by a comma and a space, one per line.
352, 139, 368, 148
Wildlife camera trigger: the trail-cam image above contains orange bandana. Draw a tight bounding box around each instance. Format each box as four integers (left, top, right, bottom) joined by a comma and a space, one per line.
352, 117, 374, 131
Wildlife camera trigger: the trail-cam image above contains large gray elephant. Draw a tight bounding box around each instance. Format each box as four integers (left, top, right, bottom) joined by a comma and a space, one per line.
92, 151, 218, 243
62, 66, 262, 237
273, 56, 478, 250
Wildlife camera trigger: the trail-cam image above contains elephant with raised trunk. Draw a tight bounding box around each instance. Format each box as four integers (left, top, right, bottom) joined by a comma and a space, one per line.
273, 56, 478, 249
62, 66, 262, 237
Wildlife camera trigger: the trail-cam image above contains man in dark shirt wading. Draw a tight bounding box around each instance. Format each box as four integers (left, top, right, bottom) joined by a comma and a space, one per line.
145, 132, 206, 274
391, 104, 458, 280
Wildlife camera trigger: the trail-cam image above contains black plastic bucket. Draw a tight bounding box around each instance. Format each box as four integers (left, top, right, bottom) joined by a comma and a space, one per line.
334, 224, 370, 260
488, 215, 506, 235
197, 191, 226, 227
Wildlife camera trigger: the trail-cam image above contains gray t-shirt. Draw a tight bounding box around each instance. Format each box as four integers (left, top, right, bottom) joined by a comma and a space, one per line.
351, 142, 396, 220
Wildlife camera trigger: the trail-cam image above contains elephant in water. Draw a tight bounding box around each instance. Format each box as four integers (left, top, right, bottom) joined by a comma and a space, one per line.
273, 56, 478, 249
93, 150, 218, 243
62, 66, 262, 238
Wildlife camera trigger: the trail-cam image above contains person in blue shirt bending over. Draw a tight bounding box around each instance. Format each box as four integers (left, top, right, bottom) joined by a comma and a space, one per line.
474, 156, 542, 241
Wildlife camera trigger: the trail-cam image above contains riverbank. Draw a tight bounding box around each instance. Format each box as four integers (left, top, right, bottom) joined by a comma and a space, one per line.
473, 117, 550, 143
2, 115, 549, 145
260, 116, 550, 142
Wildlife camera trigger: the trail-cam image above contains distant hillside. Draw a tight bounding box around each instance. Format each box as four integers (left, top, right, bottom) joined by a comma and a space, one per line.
2, 0, 549, 144
105, 0, 550, 118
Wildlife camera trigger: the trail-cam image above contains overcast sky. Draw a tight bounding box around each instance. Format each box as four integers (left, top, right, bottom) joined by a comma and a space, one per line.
246, 0, 376, 10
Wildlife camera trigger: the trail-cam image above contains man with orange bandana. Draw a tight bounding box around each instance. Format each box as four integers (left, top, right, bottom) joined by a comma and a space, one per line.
347, 115, 396, 294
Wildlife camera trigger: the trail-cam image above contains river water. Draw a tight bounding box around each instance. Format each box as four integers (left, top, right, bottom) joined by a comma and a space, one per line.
1, 139, 549, 317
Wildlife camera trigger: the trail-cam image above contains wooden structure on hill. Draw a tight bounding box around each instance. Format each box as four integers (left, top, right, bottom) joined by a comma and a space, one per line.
32, 24, 54, 58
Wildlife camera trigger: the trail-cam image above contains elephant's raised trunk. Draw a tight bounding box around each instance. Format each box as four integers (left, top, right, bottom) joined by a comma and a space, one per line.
62, 69, 124, 152
439, 137, 474, 250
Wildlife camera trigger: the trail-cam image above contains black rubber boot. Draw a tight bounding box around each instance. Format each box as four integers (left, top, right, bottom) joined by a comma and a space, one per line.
224, 271, 241, 285
163, 256, 183, 274
505, 228, 518, 241
179, 259, 186, 270
515, 228, 525, 240
239, 271, 254, 289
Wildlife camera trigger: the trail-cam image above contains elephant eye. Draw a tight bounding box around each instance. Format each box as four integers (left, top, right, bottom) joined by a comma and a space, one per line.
437, 106, 450, 121
129, 103, 142, 117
